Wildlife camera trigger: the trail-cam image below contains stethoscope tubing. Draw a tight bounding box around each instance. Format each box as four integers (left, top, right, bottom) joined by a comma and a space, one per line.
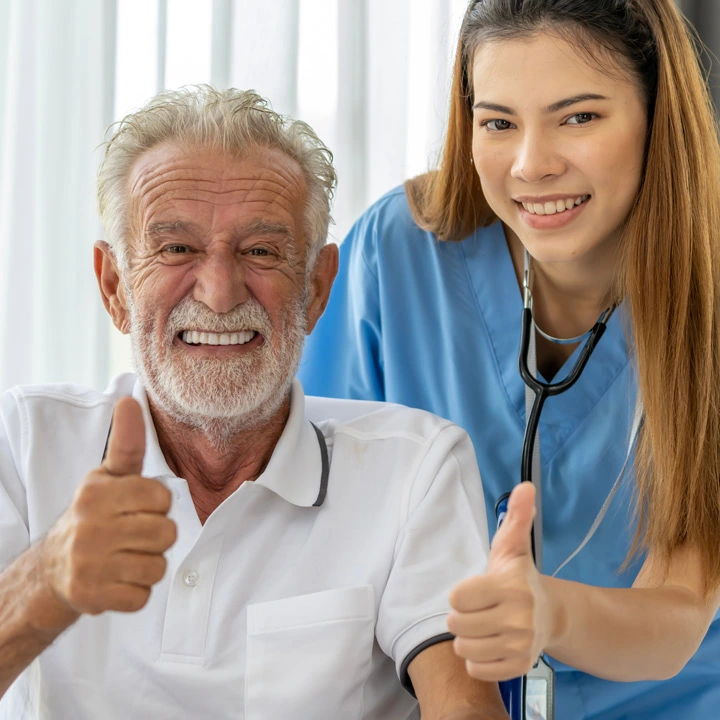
500, 277, 615, 720
518, 307, 611, 487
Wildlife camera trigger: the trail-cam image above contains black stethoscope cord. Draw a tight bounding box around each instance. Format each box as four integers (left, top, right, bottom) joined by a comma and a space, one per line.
519, 304, 614, 486
518, 249, 615, 564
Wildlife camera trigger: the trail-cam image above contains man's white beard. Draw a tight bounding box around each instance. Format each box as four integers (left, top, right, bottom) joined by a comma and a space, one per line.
128, 291, 307, 448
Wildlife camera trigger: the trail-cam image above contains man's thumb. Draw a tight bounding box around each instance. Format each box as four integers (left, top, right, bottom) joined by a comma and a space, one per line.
103, 397, 146, 476
488, 482, 536, 570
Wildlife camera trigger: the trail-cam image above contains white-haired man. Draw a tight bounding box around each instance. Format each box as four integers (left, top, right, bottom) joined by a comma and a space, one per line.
0, 87, 509, 720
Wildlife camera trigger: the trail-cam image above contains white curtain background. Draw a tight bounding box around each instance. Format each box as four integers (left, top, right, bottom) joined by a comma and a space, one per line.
0, 0, 117, 391
0, 0, 470, 390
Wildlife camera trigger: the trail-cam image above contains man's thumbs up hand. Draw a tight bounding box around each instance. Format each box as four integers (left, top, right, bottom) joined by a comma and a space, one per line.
39, 397, 177, 618
447, 483, 550, 682
103, 396, 147, 476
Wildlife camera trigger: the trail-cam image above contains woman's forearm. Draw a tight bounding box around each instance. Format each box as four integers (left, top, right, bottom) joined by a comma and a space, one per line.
543, 576, 709, 681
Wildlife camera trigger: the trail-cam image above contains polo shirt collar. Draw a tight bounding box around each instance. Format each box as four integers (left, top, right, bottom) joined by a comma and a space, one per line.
254, 380, 327, 507
131, 380, 175, 481
131, 377, 326, 508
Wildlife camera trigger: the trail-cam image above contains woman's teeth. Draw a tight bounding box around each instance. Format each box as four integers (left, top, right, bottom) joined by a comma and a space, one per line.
521, 195, 590, 215
181, 330, 256, 346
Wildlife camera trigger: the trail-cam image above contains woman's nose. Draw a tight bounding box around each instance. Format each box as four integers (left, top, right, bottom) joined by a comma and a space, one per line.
510, 131, 566, 183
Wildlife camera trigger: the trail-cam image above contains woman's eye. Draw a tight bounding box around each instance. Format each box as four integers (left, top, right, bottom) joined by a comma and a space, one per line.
482, 119, 513, 132
164, 245, 190, 254
566, 112, 597, 125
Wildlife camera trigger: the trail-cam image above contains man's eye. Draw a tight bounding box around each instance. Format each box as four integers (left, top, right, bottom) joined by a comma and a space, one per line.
481, 119, 513, 132
566, 112, 598, 125
248, 248, 271, 257
164, 245, 190, 254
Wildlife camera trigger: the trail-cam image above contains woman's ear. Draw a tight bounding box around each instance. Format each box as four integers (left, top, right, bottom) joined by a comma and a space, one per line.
94, 241, 131, 334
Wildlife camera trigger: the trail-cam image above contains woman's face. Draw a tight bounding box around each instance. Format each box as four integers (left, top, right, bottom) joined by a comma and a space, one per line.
471, 32, 648, 267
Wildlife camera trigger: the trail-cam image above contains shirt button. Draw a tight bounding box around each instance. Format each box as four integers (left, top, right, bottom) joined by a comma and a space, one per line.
173, 489, 182, 501
183, 571, 199, 588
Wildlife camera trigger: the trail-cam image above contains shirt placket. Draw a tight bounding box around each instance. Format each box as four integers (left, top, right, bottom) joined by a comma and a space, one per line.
159, 476, 224, 663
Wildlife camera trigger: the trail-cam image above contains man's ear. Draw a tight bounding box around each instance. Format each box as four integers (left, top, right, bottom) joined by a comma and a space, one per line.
305, 243, 338, 334
94, 241, 131, 334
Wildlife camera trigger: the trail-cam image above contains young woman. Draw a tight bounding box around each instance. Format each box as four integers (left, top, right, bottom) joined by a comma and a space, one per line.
299, 1, 720, 718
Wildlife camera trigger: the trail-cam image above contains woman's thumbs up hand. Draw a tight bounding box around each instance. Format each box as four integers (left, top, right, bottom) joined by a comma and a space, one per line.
447, 482, 551, 682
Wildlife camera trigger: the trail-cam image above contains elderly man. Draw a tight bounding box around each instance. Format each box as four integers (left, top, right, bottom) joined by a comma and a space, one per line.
0, 87, 508, 720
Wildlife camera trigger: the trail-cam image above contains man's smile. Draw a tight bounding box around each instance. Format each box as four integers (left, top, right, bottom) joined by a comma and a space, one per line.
174, 329, 265, 355
179, 329, 258, 346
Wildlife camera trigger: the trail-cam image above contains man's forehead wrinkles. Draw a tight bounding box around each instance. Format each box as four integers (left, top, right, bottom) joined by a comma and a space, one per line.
133, 158, 302, 187
127, 147, 309, 253
135, 175, 302, 208
142, 194, 300, 221
139, 197, 300, 239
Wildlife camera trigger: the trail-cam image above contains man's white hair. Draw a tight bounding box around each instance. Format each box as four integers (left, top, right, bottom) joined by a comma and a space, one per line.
97, 85, 336, 270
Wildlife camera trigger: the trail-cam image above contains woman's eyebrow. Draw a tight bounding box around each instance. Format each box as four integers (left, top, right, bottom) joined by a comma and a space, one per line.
472, 100, 515, 114
546, 93, 609, 112
473, 93, 609, 114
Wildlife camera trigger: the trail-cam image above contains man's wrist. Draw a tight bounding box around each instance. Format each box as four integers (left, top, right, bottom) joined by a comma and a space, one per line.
25, 543, 79, 636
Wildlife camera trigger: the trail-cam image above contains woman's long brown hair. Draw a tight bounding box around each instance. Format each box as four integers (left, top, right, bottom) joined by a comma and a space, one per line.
407, 0, 720, 594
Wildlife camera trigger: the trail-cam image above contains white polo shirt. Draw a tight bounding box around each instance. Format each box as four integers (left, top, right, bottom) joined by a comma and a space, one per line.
0, 373, 490, 720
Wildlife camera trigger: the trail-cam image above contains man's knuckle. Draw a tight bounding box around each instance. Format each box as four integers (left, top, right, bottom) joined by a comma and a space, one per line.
146, 518, 175, 549
162, 520, 178, 547
124, 588, 151, 612
139, 555, 166, 584
75, 481, 102, 510
150, 555, 167, 583
152, 482, 172, 510
69, 525, 98, 560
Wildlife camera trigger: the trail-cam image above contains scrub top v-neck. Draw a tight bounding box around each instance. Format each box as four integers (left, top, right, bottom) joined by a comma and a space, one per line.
298, 185, 720, 720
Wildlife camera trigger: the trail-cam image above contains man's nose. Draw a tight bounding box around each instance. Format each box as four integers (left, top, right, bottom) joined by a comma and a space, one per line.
510, 130, 566, 183
192, 248, 249, 314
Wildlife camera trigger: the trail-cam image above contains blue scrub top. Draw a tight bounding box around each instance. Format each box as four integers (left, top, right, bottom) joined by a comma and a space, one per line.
299, 186, 720, 720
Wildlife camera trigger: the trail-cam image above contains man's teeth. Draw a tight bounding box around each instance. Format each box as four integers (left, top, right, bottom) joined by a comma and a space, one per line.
521, 195, 590, 215
181, 330, 256, 346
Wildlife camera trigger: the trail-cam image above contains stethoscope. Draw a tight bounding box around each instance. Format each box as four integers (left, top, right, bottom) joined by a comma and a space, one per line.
498, 249, 615, 720
518, 249, 615, 562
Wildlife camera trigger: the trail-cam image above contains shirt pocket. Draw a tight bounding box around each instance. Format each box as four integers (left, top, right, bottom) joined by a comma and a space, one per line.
245, 585, 375, 720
